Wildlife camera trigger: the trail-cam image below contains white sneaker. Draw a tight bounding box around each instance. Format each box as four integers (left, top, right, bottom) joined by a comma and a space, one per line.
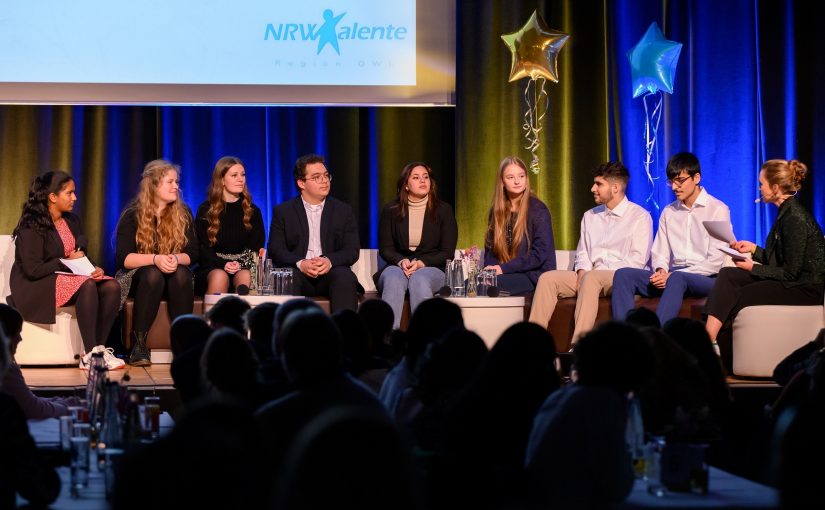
79, 345, 126, 370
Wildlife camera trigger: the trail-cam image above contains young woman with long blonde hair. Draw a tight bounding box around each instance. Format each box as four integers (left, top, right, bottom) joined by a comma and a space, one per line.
194, 156, 265, 295
483, 156, 556, 295
115, 159, 198, 366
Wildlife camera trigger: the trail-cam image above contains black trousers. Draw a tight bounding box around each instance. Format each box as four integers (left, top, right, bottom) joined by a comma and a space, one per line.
293, 266, 358, 312
65, 278, 121, 351
704, 267, 824, 370
130, 266, 194, 332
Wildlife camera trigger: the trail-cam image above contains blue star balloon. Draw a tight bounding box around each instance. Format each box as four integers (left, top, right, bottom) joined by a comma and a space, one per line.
627, 22, 683, 98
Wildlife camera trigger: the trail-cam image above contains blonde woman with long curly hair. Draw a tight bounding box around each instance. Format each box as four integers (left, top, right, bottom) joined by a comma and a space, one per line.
194, 156, 265, 295
115, 159, 198, 366
483, 156, 556, 295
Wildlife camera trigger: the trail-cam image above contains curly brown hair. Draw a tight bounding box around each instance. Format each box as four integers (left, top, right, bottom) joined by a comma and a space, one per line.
125, 159, 191, 254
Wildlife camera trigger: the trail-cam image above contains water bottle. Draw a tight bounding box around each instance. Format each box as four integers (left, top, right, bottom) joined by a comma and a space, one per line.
626, 396, 645, 478
98, 381, 124, 450
645, 436, 667, 497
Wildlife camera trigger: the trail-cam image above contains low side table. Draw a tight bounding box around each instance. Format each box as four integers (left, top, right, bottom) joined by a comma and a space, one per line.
445, 296, 525, 348
203, 293, 301, 314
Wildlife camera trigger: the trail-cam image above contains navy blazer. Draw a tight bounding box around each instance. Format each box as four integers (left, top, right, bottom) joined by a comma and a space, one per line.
266, 196, 360, 269
483, 196, 556, 285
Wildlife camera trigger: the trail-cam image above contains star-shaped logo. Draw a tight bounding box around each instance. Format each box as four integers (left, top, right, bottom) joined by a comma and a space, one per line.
501, 10, 570, 83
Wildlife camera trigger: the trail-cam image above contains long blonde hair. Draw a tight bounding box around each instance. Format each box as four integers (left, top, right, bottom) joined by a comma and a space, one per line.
127, 159, 191, 254
487, 156, 532, 262
206, 156, 253, 246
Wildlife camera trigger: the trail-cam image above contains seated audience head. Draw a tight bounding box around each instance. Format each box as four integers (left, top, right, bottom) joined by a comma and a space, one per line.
663, 317, 729, 381
244, 302, 278, 356
573, 321, 655, 394
272, 298, 323, 356
405, 297, 464, 370
625, 306, 661, 329
279, 308, 342, 386
416, 329, 487, 404
485, 322, 561, 398
200, 328, 259, 398
169, 314, 213, 357
331, 309, 370, 371
13, 170, 75, 238
0, 325, 9, 383
0, 303, 24, 356
760, 159, 808, 203
591, 161, 630, 207
205, 295, 251, 335
357, 298, 394, 352
277, 406, 416, 510
488, 156, 531, 263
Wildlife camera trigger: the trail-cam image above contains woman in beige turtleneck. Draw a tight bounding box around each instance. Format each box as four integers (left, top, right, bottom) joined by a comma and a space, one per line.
374, 162, 458, 329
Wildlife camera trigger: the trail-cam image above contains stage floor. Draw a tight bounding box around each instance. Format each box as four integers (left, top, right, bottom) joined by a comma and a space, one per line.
20, 364, 775, 391
22, 364, 173, 390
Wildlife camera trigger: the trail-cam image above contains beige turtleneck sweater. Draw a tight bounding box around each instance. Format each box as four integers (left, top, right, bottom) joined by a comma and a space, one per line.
408, 195, 428, 251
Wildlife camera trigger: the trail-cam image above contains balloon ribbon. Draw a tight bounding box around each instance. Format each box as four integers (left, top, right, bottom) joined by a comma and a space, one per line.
643, 91, 663, 211
523, 77, 549, 174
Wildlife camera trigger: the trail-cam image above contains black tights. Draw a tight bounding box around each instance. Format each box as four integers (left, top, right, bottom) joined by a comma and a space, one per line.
67, 279, 121, 352
130, 266, 194, 332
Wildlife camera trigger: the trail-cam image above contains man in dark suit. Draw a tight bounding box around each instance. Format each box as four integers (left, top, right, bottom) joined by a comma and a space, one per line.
267, 154, 360, 311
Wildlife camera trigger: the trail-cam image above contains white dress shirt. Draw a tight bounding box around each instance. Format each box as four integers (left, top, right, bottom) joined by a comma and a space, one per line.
651, 187, 730, 276
299, 197, 325, 268
574, 196, 653, 272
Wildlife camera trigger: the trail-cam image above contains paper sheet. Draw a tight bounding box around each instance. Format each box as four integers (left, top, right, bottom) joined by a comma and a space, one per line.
719, 245, 750, 261
703, 221, 736, 244
58, 256, 95, 276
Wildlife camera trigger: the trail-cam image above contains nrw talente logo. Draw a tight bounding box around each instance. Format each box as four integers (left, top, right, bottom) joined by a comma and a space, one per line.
264, 8, 409, 55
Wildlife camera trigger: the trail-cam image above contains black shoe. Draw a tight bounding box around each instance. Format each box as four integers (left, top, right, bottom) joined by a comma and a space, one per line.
128, 331, 152, 367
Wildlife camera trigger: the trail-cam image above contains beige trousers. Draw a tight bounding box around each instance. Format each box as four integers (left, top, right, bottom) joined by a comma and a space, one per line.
528, 269, 616, 343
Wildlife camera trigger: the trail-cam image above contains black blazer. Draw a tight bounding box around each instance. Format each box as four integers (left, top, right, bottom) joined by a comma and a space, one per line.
10, 213, 84, 324
266, 196, 360, 269
373, 199, 458, 284
752, 198, 825, 287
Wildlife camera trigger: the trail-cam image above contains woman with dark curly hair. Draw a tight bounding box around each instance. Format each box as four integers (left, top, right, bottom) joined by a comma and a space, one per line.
194, 156, 265, 296
9, 171, 121, 368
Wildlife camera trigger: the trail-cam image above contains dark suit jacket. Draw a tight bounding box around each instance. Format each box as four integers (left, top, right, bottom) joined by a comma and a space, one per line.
373, 199, 458, 284
10, 213, 84, 324
483, 196, 557, 285
266, 196, 360, 269
752, 198, 825, 287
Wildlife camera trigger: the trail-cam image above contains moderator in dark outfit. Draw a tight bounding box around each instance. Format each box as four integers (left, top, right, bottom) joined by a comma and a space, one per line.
115, 207, 199, 332
266, 196, 360, 312
483, 196, 557, 295
705, 198, 825, 367
194, 199, 265, 295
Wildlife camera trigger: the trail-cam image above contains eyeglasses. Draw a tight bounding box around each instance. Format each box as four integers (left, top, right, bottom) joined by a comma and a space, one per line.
302, 173, 332, 184
666, 175, 693, 187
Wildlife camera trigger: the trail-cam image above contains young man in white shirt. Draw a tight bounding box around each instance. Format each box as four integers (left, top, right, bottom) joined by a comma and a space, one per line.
529, 162, 652, 344
611, 152, 731, 325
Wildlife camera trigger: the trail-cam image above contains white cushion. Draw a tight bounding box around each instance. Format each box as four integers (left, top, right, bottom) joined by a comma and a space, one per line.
732, 304, 825, 377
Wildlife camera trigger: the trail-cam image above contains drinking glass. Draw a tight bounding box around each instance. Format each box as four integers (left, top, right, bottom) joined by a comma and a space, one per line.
280, 267, 294, 295
258, 259, 273, 295
70, 436, 90, 492
451, 259, 465, 297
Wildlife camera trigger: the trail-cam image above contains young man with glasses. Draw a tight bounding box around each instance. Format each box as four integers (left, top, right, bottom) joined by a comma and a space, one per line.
610, 152, 731, 325
267, 153, 360, 311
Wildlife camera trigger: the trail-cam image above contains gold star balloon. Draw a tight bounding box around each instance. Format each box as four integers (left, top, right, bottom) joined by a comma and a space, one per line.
501, 10, 570, 83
